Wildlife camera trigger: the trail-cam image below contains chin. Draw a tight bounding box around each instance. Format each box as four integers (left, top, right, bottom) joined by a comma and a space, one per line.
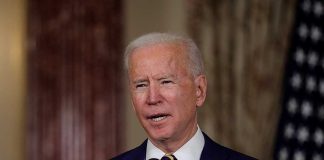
149, 129, 173, 141
151, 135, 169, 142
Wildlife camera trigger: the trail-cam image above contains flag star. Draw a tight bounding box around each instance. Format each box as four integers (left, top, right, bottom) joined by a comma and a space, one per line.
284, 123, 295, 139
313, 153, 323, 160
311, 26, 322, 42
297, 126, 309, 143
302, 0, 311, 13
298, 24, 309, 39
314, 128, 324, 146
314, 1, 323, 17
301, 101, 313, 118
279, 147, 289, 160
291, 73, 302, 89
287, 98, 298, 114
308, 51, 319, 67
306, 76, 316, 92
320, 80, 324, 96
294, 150, 306, 160
295, 48, 305, 65
319, 105, 324, 120
275, 0, 324, 157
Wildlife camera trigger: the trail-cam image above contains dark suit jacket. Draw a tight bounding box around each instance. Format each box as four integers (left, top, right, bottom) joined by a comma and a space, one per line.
111, 132, 256, 160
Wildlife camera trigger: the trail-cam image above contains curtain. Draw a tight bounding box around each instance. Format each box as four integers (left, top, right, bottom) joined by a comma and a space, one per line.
187, 0, 296, 159
26, 0, 124, 159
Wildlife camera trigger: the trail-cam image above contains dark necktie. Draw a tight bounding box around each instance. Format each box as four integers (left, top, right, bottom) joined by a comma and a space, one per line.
149, 154, 177, 160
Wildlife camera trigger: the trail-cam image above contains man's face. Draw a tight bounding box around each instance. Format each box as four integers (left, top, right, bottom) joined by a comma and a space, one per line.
128, 43, 206, 144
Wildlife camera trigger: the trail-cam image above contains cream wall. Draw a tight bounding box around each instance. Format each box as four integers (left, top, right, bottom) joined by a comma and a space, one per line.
0, 0, 187, 158
0, 0, 26, 160
123, 0, 187, 150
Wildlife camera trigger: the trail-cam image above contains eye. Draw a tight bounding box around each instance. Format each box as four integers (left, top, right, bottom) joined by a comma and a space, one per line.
135, 83, 147, 89
161, 80, 173, 85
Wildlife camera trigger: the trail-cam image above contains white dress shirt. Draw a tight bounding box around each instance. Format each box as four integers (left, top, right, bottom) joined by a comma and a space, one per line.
146, 127, 205, 160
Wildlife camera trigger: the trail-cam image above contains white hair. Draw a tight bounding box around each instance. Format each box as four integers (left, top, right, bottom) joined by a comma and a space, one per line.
124, 32, 205, 77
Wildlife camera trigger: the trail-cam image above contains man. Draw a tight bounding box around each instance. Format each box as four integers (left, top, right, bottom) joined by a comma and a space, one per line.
112, 33, 255, 160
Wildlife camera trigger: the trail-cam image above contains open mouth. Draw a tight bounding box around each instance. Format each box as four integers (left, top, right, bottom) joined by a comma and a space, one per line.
148, 114, 170, 122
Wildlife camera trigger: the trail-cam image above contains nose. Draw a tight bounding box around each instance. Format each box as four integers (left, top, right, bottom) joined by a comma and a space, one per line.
146, 83, 162, 105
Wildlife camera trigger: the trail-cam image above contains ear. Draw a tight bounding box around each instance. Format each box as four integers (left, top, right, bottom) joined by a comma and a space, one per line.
194, 75, 207, 107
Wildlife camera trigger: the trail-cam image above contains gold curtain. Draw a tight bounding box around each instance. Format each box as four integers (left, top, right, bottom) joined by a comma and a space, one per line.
187, 0, 297, 159
26, 0, 124, 159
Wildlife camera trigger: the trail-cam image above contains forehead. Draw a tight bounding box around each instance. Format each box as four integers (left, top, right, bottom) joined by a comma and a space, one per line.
128, 43, 191, 77
129, 43, 187, 65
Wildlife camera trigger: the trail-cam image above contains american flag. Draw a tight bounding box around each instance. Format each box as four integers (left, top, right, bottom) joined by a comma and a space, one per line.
273, 0, 324, 160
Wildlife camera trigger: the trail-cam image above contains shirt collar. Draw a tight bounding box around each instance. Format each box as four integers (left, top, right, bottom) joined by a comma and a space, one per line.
146, 127, 205, 160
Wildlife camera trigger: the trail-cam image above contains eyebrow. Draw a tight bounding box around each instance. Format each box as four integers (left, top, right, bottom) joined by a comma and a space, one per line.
132, 74, 177, 84
157, 74, 176, 81
132, 79, 148, 84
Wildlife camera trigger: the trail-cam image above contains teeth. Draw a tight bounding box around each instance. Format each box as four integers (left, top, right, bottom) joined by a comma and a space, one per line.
152, 116, 167, 122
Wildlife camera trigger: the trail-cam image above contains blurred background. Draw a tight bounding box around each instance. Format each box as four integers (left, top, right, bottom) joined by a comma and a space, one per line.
1, 0, 323, 160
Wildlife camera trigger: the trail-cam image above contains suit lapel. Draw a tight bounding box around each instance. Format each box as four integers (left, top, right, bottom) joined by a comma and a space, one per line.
200, 132, 228, 160
133, 139, 147, 160
115, 139, 147, 160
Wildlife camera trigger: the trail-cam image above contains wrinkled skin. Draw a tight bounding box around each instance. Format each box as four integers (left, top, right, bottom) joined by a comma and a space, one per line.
128, 42, 207, 153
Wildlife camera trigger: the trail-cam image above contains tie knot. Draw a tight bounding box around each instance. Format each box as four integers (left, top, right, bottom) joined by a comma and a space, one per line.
148, 153, 177, 160
161, 154, 177, 160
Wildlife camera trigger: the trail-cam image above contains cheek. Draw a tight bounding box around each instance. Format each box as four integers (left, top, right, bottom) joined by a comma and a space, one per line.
165, 90, 195, 112
131, 91, 146, 104
164, 85, 194, 101
131, 93, 146, 113
175, 92, 197, 116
